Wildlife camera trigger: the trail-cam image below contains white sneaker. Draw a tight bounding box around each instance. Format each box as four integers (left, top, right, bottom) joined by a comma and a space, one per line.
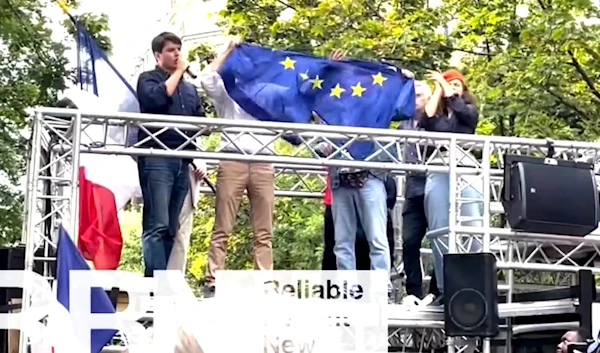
419, 294, 436, 306
401, 295, 421, 306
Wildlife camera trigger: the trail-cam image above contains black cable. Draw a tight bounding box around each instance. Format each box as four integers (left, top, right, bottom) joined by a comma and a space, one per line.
191, 162, 216, 194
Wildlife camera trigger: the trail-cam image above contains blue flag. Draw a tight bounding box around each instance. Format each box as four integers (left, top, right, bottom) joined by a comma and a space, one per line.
219, 43, 415, 159
56, 226, 117, 353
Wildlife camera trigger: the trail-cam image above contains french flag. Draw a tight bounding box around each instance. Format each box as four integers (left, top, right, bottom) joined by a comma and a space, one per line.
54, 226, 117, 353
69, 22, 141, 270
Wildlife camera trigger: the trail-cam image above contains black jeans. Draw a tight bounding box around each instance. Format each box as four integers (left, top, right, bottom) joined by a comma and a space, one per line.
322, 205, 395, 271
402, 195, 438, 298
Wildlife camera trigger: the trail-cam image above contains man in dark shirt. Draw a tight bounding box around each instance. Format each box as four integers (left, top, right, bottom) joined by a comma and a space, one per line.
400, 81, 439, 305
136, 32, 204, 277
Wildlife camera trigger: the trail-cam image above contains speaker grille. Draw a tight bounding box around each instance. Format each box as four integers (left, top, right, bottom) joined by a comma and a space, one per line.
522, 163, 596, 226
448, 288, 488, 330
444, 253, 499, 337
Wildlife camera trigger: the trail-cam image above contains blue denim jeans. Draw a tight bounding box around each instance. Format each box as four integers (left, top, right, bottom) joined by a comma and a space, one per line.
424, 172, 482, 295
331, 176, 392, 291
138, 156, 190, 277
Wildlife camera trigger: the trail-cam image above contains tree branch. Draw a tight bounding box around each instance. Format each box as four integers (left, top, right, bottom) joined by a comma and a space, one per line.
508, 113, 516, 136
497, 115, 506, 136
567, 50, 600, 102
484, 38, 492, 62
440, 44, 494, 57
580, 43, 600, 62
364, 1, 384, 21
275, 0, 296, 11
545, 87, 592, 121
537, 0, 546, 10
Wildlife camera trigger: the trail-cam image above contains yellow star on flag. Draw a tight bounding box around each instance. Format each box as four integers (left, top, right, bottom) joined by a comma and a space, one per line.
280, 57, 296, 70
300, 70, 309, 80
372, 72, 387, 86
351, 82, 367, 97
311, 75, 324, 89
330, 83, 345, 98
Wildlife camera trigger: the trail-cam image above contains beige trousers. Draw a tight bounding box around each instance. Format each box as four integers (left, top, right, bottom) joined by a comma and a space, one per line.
205, 161, 275, 286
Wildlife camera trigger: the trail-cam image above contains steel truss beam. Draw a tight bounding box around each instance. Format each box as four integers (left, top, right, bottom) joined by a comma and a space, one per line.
20, 108, 600, 353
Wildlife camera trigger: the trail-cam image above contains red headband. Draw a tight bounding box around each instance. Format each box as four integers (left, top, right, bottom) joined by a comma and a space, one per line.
442, 69, 466, 87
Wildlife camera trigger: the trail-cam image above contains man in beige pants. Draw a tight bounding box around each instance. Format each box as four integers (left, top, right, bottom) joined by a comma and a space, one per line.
199, 40, 275, 297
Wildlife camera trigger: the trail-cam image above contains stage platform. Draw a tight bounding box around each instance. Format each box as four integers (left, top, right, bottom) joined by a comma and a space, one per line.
20, 108, 600, 353
101, 297, 579, 353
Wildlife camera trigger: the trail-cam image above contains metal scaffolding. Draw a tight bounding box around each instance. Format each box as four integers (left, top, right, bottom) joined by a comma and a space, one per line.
20, 107, 600, 353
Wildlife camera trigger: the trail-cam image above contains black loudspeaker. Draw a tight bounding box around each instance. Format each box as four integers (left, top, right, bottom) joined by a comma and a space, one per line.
0, 246, 26, 306
444, 253, 499, 337
502, 155, 599, 236
0, 245, 56, 311
0, 246, 57, 353
0, 246, 25, 353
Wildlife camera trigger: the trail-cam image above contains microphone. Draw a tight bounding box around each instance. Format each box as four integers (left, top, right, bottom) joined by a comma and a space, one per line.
186, 67, 197, 79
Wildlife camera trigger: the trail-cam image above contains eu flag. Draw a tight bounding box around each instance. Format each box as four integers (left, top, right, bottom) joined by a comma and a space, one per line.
219, 43, 415, 159
56, 226, 117, 353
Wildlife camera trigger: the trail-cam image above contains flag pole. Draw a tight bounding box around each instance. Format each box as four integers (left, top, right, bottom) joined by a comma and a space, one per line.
54, 0, 79, 28
55, 0, 71, 16
54, 0, 84, 90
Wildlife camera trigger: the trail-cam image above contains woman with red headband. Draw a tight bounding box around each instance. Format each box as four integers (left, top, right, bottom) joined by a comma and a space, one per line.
419, 69, 483, 306
421, 69, 478, 132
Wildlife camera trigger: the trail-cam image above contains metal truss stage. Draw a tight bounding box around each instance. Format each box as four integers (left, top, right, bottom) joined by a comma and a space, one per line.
103, 297, 579, 353
19, 108, 600, 353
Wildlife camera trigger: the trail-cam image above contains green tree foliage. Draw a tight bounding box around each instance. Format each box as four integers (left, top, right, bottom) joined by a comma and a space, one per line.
1, 0, 69, 245
453, 0, 600, 139
218, 0, 600, 140
0, 0, 111, 245
118, 210, 143, 274
219, 0, 452, 76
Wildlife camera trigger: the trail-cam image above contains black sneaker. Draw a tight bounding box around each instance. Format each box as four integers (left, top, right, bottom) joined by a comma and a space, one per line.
203, 285, 215, 299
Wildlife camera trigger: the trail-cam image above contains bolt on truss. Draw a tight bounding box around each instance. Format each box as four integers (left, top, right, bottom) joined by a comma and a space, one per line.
19, 107, 600, 353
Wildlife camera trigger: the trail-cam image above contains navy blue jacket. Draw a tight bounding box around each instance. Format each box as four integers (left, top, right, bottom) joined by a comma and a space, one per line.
418, 94, 478, 134
136, 67, 204, 150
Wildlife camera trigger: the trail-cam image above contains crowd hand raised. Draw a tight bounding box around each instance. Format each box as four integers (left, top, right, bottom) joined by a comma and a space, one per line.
401, 69, 415, 79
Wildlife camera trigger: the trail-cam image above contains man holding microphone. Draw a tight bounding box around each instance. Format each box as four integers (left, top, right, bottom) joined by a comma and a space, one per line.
136, 32, 206, 278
